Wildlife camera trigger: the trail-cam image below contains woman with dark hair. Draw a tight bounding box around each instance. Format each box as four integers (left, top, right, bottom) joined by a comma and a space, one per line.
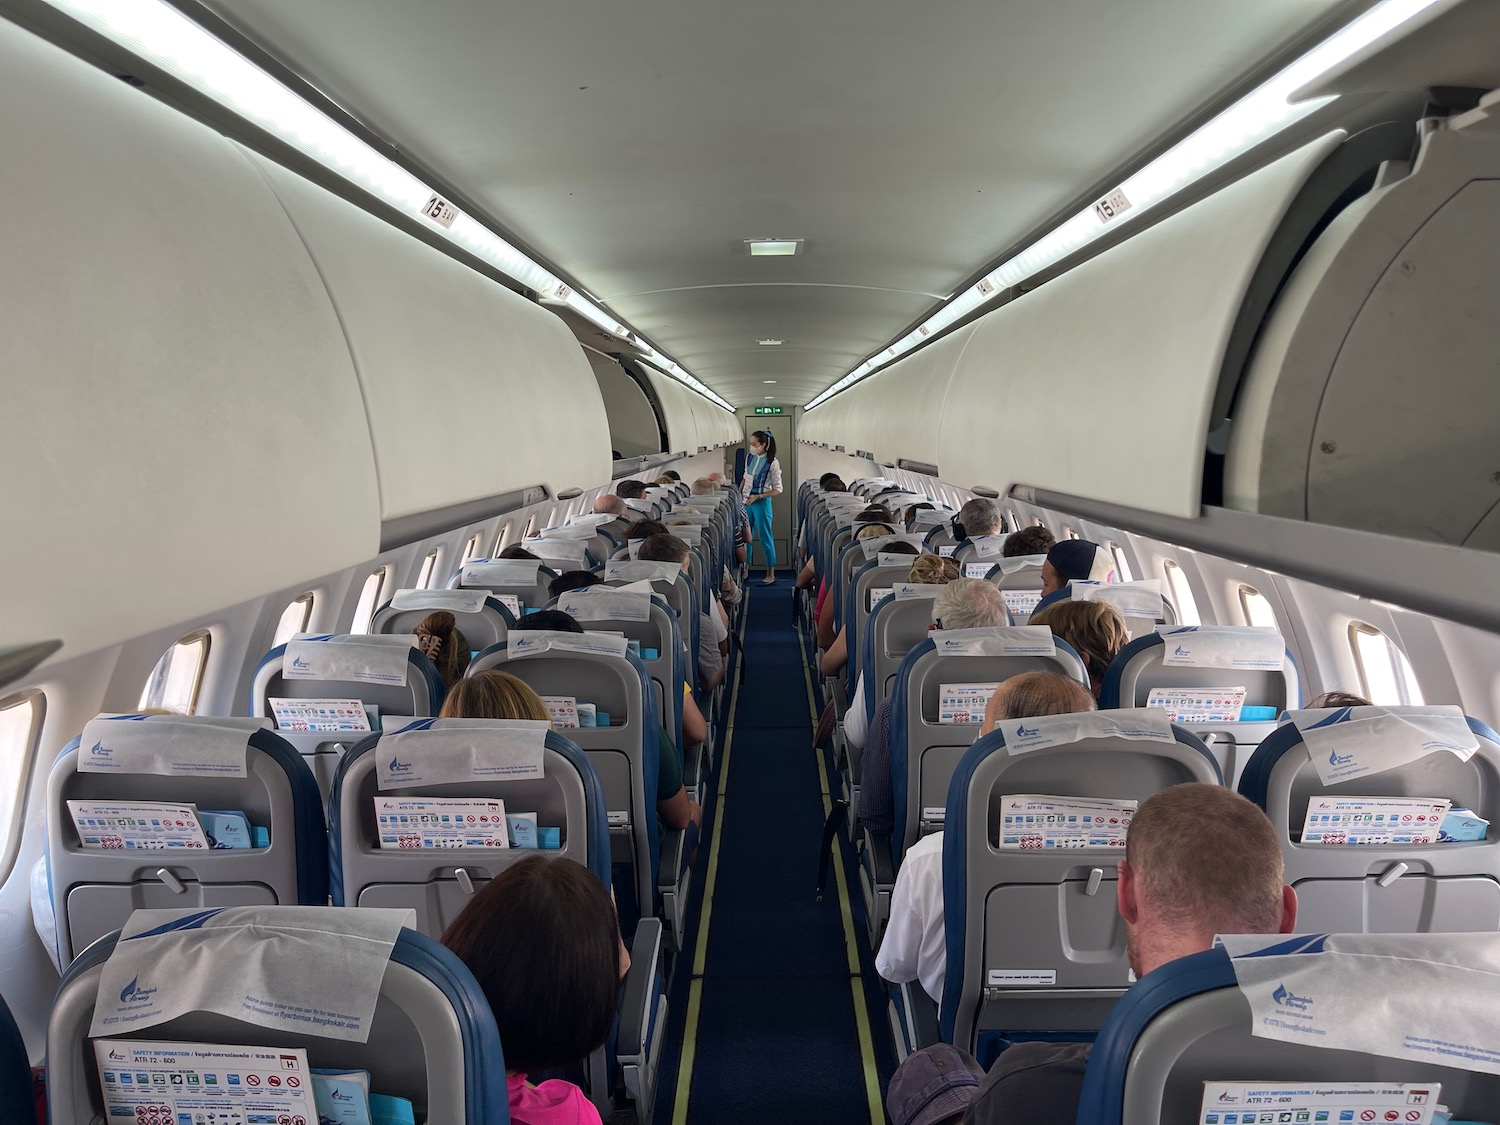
441, 856, 627, 1124
741, 429, 783, 586
413, 611, 470, 690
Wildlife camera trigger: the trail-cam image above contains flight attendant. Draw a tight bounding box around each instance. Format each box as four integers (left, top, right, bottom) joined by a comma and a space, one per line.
742, 429, 783, 585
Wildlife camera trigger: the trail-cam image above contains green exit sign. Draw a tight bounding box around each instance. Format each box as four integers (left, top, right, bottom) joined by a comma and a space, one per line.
754, 405, 784, 415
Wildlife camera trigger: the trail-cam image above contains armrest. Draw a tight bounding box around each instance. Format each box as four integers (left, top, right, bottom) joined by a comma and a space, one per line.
901, 980, 942, 1051
862, 828, 895, 885
617, 917, 665, 1057
657, 823, 696, 888
827, 676, 849, 717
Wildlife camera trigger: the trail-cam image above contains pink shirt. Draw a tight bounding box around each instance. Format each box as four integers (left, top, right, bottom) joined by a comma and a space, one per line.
507, 1074, 601, 1125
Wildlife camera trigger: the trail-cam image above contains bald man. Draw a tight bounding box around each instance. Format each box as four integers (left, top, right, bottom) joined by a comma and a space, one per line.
875, 673, 1099, 1002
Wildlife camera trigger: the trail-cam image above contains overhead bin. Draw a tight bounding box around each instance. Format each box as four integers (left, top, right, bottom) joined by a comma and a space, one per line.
0, 20, 378, 661
635, 362, 740, 457
585, 350, 663, 458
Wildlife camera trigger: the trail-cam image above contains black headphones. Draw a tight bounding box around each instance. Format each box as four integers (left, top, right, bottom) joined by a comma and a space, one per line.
951, 516, 967, 542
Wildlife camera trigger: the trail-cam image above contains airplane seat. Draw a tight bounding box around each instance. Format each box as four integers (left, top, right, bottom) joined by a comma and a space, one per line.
45, 714, 327, 969
523, 537, 598, 573
249, 634, 445, 795
861, 589, 948, 728
922, 523, 959, 557
0, 991, 34, 1123
1100, 626, 1301, 788
1031, 580, 1178, 640
862, 629, 1089, 945
47, 908, 510, 1124
370, 588, 519, 652
986, 555, 1049, 623
1076, 936, 1500, 1125
1238, 707, 1500, 934
449, 558, 560, 620
923, 715, 1220, 1063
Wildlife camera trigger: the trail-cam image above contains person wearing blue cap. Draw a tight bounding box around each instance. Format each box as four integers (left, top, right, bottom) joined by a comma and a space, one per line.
1038, 538, 1115, 597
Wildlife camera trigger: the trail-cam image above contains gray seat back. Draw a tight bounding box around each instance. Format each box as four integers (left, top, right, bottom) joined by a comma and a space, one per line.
371, 591, 517, 652
449, 557, 559, 618
867, 591, 942, 722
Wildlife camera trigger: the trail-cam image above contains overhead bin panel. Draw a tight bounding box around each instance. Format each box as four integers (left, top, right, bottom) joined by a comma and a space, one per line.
586, 351, 662, 458
851, 324, 979, 477
0, 21, 378, 662
244, 153, 611, 522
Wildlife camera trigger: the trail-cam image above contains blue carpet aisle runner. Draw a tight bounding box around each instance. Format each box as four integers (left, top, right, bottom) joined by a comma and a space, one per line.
653, 573, 898, 1124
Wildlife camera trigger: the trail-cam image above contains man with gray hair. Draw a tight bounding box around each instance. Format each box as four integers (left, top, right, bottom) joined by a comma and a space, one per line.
861, 578, 1011, 836
593, 493, 626, 516
956, 497, 1003, 540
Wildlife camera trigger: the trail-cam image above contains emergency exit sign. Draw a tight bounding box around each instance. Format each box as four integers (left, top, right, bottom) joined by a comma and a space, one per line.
754, 405, 784, 415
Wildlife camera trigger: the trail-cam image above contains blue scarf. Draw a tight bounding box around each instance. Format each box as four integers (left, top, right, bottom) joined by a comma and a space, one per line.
748, 452, 772, 498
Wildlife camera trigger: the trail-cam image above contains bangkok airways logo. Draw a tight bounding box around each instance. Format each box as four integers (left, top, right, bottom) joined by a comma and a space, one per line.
1271, 982, 1313, 1012
90, 740, 114, 759
331, 1090, 355, 1103
108, 1048, 127, 1061
1329, 746, 1355, 769
1173, 645, 1191, 658
1015, 723, 1039, 738
388, 756, 413, 775
291, 656, 311, 670
119, 975, 158, 1005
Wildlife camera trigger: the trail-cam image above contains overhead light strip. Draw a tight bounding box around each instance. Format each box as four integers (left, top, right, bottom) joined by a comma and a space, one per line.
43, 0, 736, 413
804, 0, 1442, 410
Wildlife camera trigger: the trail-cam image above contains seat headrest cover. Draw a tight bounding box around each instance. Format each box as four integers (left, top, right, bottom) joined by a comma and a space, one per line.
1004, 708, 1175, 755
91, 906, 414, 1042
509, 630, 631, 660
895, 583, 944, 601
284, 634, 418, 686
523, 538, 590, 564
997, 553, 1047, 575
1047, 539, 1114, 582
461, 559, 543, 586
1072, 579, 1166, 619
967, 535, 1009, 559
538, 524, 598, 540
565, 512, 618, 528
1219, 932, 1500, 1075
1156, 625, 1284, 670
390, 588, 490, 614
376, 718, 549, 788
931, 626, 1054, 658
605, 560, 684, 584
859, 534, 926, 561
78, 714, 262, 778
1289, 704, 1480, 785
557, 583, 653, 622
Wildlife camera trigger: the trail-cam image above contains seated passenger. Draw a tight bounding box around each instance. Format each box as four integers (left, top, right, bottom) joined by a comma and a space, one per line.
1002, 525, 1055, 557
549, 570, 604, 600
1026, 600, 1129, 699
858, 577, 1003, 834
819, 473, 848, 492
1307, 690, 1372, 708
624, 518, 669, 543
954, 497, 1003, 549
890, 784, 1297, 1125
614, 479, 648, 500
817, 520, 900, 652
441, 855, 627, 1125
1038, 538, 1115, 596
819, 540, 921, 677
512, 610, 701, 834
414, 610, 471, 691
662, 470, 682, 483
654, 474, 675, 487
593, 493, 627, 517
637, 533, 730, 694
845, 552, 961, 754
876, 673, 1097, 1002
440, 668, 551, 722
499, 545, 542, 561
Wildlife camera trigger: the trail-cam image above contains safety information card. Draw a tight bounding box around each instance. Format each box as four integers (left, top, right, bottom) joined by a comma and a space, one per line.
1146, 687, 1247, 724
1300, 796, 1451, 845
95, 1038, 317, 1125
1198, 1081, 1439, 1125
67, 801, 210, 851
541, 696, 580, 729
268, 698, 372, 733
939, 683, 1000, 724
1003, 591, 1042, 620
999, 794, 1136, 850
374, 796, 510, 849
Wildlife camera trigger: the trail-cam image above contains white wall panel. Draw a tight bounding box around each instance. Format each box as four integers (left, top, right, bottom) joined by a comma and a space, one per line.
245, 153, 611, 519
0, 21, 380, 664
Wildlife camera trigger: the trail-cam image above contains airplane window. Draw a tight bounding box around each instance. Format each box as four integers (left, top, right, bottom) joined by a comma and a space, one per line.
350, 567, 389, 634
1162, 560, 1201, 626
272, 593, 315, 647
138, 630, 211, 714
461, 534, 483, 567
1064, 528, 1079, 540
1032, 518, 1046, 529
1350, 623, 1425, 706
1238, 585, 1279, 630
1109, 544, 1134, 583
524, 515, 538, 539
494, 522, 513, 555
0, 690, 43, 882
417, 549, 442, 590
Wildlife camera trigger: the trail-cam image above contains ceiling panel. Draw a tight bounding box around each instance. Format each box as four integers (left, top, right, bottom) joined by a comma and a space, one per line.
196, 0, 1354, 406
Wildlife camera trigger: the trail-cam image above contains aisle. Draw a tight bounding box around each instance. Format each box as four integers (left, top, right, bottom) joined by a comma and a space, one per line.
656, 574, 896, 1125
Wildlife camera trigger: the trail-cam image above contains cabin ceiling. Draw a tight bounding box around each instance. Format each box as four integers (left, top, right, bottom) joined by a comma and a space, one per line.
195, 0, 1356, 409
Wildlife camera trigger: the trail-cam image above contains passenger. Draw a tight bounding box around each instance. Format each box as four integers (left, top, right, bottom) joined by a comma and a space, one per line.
1307, 690, 1372, 708
654, 474, 675, 486
614, 479, 648, 500
892, 784, 1297, 1125
413, 611, 471, 691
441, 855, 627, 1125
954, 497, 1003, 548
709, 471, 751, 568
844, 553, 961, 754
816, 521, 900, 652
593, 493, 627, 517
1038, 538, 1115, 596
499, 545, 542, 561
1002, 525, 1055, 557
548, 570, 604, 600
638, 533, 730, 694
819, 473, 848, 492
662, 470, 682, 482
742, 429, 784, 585
440, 668, 551, 722
857, 577, 1001, 835
875, 674, 1097, 1003
625, 518, 669, 543
904, 501, 935, 531
691, 477, 716, 496
1027, 600, 1129, 699
512, 610, 702, 834
819, 540, 921, 677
